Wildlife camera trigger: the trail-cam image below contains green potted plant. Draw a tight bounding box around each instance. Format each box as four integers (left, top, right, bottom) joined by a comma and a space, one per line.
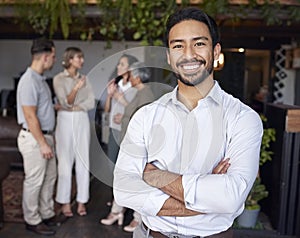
237, 115, 276, 228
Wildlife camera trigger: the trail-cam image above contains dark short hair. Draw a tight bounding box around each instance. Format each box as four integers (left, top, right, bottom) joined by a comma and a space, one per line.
31, 37, 54, 55
164, 7, 220, 48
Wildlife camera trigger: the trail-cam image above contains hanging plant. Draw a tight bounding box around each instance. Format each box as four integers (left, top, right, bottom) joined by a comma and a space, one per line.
199, 0, 300, 27
15, 0, 73, 39
94, 0, 126, 47
45, 0, 72, 39
201, 0, 231, 17
27, 8, 49, 35
129, 0, 177, 46
12, 0, 300, 43
15, 0, 50, 35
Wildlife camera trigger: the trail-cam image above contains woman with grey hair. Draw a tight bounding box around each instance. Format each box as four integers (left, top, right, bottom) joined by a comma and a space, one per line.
113, 62, 155, 139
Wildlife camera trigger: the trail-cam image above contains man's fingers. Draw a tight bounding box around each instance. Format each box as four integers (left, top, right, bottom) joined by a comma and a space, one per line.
220, 163, 230, 174
212, 158, 230, 174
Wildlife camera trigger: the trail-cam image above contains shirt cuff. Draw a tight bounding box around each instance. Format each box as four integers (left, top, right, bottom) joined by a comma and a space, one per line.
182, 174, 198, 206
141, 190, 170, 216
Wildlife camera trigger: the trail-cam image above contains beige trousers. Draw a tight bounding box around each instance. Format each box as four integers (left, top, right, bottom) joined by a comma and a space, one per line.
17, 130, 57, 225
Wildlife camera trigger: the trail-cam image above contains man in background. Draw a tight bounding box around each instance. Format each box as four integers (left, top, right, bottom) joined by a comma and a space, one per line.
17, 38, 64, 236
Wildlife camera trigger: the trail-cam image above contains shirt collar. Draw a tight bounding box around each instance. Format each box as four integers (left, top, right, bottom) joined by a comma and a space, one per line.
166, 81, 223, 106
63, 69, 81, 79
206, 81, 222, 105
28, 67, 47, 81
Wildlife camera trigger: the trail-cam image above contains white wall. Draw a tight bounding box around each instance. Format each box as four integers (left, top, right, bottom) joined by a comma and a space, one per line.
0, 39, 144, 96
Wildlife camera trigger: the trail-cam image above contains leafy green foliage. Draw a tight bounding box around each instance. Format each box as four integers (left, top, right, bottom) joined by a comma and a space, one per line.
245, 177, 269, 210
16, 0, 72, 39
95, 0, 179, 46
201, 0, 231, 17
45, 0, 72, 39
14, 0, 300, 44
233, 218, 264, 229
245, 115, 276, 210
129, 0, 177, 46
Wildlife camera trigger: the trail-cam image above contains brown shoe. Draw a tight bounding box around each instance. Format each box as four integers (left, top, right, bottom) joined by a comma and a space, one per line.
43, 214, 68, 227
25, 222, 55, 236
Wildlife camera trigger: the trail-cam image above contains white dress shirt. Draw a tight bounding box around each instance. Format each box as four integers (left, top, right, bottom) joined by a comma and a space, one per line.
114, 81, 263, 237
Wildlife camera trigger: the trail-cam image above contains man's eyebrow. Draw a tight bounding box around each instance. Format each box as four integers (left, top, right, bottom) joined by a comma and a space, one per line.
169, 39, 184, 45
169, 36, 209, 45
193, 36, 209, 41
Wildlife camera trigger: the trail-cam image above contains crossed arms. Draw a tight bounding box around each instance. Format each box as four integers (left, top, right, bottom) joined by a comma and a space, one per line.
143, 159, 230, 216
113, 105, 263, 218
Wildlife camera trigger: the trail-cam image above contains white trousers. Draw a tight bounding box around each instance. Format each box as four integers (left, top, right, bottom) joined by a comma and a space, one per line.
55, 110, 90, 204
17, 130, 57, 225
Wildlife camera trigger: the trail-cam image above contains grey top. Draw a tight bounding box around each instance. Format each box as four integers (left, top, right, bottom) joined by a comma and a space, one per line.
121, 85, 155, 140
17, 67, 55, 130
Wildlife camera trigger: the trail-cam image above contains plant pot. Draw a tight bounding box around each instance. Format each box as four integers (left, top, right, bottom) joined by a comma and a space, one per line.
237, 208, 260, 228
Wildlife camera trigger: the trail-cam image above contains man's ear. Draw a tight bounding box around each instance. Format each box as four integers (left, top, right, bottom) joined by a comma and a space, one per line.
213, 43, 221, 61
43, 53, 49, 63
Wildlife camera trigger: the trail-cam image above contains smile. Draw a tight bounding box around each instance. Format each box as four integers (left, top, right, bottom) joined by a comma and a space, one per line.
182, 63, 200, 70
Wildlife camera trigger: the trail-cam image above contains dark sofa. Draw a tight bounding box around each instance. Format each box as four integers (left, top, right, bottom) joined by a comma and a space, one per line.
0, 116, 22, 228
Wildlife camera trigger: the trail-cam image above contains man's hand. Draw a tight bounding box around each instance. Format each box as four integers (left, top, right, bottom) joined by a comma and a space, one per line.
143, 158, 230, 188
22, 105, 54, 160
54, 103, 62, 111
212, 158, 230, 174
39, 141, 54, 160
144, 159, 231, 217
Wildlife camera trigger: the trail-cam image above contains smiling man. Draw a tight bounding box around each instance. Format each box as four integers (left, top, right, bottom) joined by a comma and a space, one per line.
114, 7, 263, 238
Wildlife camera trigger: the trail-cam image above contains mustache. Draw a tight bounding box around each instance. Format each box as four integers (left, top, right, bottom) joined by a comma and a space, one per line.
176, 58, 206, 67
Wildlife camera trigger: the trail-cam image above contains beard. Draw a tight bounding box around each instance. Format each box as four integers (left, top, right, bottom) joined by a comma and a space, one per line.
175, 57, 214, 87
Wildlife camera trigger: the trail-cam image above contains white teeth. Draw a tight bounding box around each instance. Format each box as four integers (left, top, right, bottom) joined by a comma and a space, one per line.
182, 64, 199, 70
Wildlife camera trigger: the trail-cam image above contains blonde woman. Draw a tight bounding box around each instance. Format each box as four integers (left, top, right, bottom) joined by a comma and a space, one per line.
53, 47, 95, 217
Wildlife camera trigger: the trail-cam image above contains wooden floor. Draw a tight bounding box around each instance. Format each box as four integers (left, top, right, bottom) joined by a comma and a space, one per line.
0, 178, 297, 238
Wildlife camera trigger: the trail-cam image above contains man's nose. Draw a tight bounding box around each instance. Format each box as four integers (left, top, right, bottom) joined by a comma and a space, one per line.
184, 44, 196, 59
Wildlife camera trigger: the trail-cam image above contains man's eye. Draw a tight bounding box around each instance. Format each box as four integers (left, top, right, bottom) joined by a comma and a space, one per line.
172, 45, 183, 49
195, 42, 205, 47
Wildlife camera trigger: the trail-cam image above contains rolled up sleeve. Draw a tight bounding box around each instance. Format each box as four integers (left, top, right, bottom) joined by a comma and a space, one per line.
183, 110, 263, 214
